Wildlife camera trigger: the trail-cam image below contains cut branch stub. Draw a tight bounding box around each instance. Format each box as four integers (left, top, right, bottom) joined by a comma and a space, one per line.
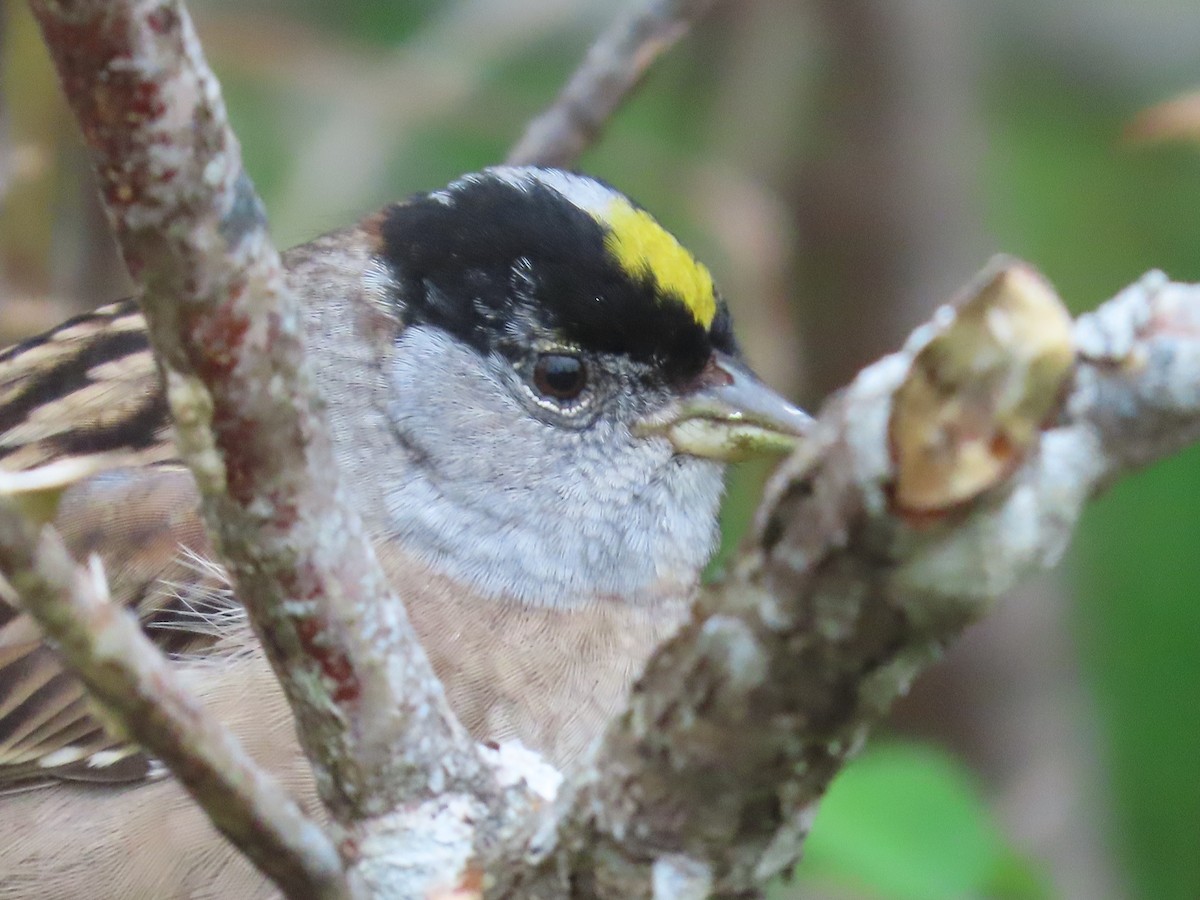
889, 259, 1075, 518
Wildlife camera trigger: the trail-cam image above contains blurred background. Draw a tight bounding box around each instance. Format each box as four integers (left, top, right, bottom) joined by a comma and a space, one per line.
2, 1, 1197, 897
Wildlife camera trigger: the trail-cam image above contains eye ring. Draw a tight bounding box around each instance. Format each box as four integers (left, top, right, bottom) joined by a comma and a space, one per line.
532, 353, 588, 402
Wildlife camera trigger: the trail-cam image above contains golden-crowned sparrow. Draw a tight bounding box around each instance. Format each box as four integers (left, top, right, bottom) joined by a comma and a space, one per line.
0, 167, 810, 897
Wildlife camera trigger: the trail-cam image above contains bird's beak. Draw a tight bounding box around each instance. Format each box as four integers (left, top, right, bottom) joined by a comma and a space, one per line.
635, 352, 813, 461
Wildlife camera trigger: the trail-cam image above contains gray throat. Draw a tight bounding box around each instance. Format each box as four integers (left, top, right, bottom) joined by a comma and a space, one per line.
315, 317, 726, 610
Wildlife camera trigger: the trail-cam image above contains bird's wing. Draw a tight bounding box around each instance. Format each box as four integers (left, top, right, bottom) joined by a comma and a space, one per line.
0, 299, 174, 471
0, 303, 232, 790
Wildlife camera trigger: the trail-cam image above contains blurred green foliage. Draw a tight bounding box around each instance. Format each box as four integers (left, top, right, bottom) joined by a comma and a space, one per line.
784, 743, 1052, 900
986, 61, 1200, 900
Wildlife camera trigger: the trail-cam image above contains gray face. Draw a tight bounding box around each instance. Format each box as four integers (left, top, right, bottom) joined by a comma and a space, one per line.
372, 322, 725, 608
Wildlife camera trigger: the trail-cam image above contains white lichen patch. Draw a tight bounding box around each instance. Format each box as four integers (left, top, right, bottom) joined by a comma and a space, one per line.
841, 351, 911, 516
351, 793, 486, 899
698, 615, 768, 697
480, 740, 562, 802
652, 854, 713, 900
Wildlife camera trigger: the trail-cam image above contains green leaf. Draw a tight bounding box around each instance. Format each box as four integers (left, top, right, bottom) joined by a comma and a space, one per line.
782, 742, 1049, 900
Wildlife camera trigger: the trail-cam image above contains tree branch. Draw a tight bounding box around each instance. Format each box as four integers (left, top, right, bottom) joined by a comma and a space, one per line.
506, 0, 718, 168
0, 497, 349, 900
27, 0, 490, 854
490, 264, 1200, 895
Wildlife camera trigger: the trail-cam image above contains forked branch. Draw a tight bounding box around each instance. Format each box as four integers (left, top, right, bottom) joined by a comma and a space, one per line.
26, 0, 492, 870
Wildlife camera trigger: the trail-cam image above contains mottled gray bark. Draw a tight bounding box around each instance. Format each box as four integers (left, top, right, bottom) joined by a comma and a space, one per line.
23, 1, 503, 893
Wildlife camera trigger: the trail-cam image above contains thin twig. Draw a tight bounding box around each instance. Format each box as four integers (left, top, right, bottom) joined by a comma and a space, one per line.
506, 0, 719, 168
27, 0, 486, 839
0, 501, 349, 899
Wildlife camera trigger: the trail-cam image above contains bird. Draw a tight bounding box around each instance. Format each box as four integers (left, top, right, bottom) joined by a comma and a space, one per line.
0, 166, 810, 898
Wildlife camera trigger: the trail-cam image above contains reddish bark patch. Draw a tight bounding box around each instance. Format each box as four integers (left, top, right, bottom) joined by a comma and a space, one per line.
267, 492, 300, 531
187, 300, 249, 380
146, 5, 179, 37
338, 835, 361, 864
455, 864, 486, 895
126, 79, 167, 123
275, 562, 362, 704
209, 405, 262, 506
294, 611, 361, 705
35, 11, 172, 211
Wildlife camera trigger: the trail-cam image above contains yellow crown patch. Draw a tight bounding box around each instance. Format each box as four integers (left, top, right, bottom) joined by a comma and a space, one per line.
597, 200, 717, 330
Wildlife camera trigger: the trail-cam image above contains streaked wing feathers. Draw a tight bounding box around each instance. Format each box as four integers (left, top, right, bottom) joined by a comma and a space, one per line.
0, 299, 174, 472
0, 305, 226, 790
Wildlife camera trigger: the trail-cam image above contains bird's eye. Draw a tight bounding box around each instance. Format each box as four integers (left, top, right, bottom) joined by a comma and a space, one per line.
532, 353, 587, 401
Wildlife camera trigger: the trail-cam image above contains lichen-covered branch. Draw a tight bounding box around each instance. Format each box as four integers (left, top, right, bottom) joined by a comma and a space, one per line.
27, 0, 488, 846
490, 265, 1200, 896
0, 498, 349, 900
506, 0, 718, 168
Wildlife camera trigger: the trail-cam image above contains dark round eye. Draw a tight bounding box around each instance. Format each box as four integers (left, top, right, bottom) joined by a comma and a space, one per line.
532, 353, 587, 401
